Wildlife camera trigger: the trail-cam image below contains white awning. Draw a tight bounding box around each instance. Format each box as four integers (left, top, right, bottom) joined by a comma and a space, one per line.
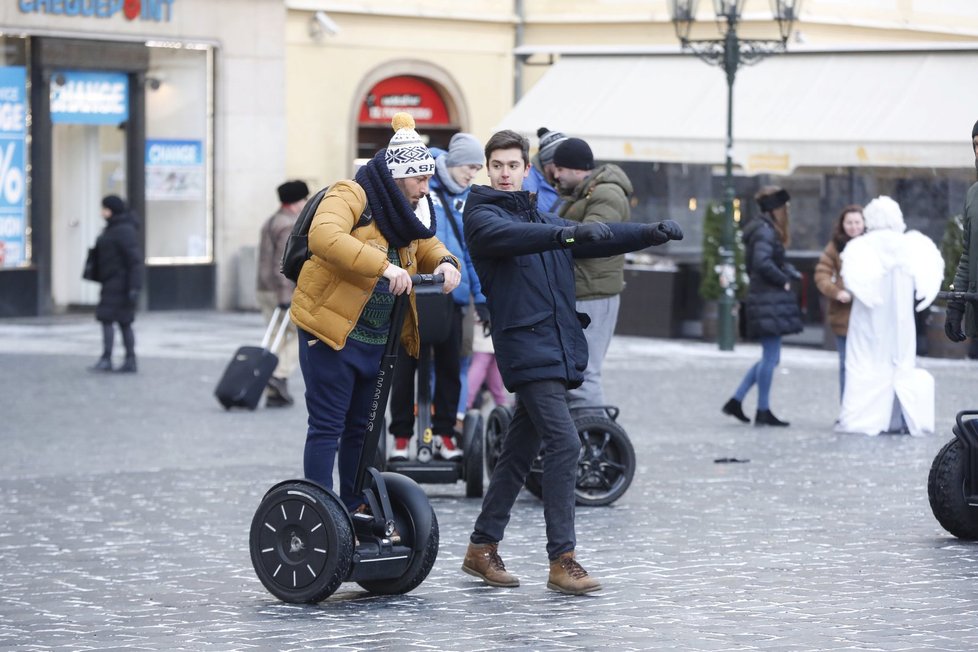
499, 49, 978, 174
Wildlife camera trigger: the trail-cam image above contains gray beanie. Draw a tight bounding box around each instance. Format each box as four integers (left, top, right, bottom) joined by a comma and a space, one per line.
445, 133, 485, 168
537, 127, 567, 166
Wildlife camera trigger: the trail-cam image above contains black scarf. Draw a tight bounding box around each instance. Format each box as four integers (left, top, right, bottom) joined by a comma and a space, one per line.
355, 151, 436, 249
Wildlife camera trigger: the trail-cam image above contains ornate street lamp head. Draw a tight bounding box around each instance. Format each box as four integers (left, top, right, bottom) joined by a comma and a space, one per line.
670, 0, 700, 43
712, 0, 745, 22
771, 0, 803, 43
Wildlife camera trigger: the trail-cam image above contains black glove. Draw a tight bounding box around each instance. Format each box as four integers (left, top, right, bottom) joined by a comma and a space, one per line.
646, 220, 684, 245
945, 302, 967, 343
557, 221, 613, 247
277, 302, 291, 310
474, 303, 491, 324
128, 289, 139, 305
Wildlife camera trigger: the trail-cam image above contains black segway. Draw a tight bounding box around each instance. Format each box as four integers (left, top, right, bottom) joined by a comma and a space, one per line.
381, 284, 484, 498
249, 274, 442, 603
485, 404, 636, 507
927, 290, 978, 539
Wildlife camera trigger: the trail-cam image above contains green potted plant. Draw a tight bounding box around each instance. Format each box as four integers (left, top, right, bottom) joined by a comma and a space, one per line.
699, 201, 748, 341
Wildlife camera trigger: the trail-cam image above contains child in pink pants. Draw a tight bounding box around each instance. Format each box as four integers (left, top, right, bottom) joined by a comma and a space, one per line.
466, 318, 510, 409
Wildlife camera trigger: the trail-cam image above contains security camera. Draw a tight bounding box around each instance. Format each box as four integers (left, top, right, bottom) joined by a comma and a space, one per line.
309, 11, 340, 39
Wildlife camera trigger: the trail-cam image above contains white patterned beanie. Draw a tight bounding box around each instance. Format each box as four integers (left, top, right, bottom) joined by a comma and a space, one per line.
385, 112, 436, 179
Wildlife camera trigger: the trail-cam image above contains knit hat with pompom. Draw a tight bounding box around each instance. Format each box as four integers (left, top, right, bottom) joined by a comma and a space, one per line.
385, 112, 436, 179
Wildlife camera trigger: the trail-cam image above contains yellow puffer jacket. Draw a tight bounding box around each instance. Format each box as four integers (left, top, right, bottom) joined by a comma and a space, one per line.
290, 180, 456, 357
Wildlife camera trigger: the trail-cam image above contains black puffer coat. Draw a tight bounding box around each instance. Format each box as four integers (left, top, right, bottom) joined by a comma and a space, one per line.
464, 184, 659, 391
742, 215, 803, 339
94, 212, 144, 323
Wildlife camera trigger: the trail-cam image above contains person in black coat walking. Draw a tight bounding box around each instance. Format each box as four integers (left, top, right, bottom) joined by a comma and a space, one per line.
459, 130, 684, 595
722, 186, 803, 426
91, 195, 144, 372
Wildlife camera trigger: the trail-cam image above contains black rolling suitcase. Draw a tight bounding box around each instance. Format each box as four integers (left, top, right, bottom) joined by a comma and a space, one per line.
215, 307, 292, 410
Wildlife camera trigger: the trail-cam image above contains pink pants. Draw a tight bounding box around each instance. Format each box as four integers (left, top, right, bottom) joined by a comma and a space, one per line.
466, 352, 509, 408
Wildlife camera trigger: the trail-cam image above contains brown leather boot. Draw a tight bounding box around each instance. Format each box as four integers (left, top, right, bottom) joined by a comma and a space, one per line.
547, 551, 602, 595
461, 542, 519, 587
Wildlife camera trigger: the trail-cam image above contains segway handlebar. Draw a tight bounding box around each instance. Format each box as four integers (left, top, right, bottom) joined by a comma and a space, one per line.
938, 290, 978, 304
410, 273, 445, 286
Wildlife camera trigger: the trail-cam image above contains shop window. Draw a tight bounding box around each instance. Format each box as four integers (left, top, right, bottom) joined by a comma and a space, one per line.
144, 44, 212, 263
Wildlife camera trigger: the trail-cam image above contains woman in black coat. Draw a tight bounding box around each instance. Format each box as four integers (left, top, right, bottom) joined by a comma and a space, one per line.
91, 195, 144, 372
721, 186, 803, 426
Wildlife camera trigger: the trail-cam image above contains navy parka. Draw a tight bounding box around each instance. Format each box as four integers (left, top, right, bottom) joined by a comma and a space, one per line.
463, 184, 658, 392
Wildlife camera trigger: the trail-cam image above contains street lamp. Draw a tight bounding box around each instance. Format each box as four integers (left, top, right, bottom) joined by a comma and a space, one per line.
669, 0, 802, 351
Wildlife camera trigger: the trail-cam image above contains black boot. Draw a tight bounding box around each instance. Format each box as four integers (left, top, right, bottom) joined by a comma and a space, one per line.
755, 409, 789, 427
116, 355, 137, 373
722, 398, 750, 423
90, 354, 112, 372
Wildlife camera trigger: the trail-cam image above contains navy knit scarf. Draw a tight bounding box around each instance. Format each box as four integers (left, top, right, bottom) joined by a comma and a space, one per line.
355, 151, 436, 249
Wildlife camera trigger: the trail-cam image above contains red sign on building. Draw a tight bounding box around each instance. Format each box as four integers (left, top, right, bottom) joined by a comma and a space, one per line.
359, 76, 450, 126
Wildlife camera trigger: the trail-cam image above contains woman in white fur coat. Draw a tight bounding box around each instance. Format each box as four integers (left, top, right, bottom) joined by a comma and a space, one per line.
836, 196, 943, 436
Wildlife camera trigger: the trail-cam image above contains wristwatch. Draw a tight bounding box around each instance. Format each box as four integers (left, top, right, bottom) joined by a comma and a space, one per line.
438, 255, 460, 270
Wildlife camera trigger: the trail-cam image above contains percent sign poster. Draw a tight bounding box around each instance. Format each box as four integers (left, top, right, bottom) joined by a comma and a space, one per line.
0, 66, 25, 268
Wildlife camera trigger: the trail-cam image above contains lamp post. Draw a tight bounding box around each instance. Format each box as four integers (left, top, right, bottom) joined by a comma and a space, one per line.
669, 0, 802, 351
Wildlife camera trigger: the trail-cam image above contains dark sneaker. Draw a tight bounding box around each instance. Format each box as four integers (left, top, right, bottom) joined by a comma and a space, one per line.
755, 409, 789, 427
547, 551, 601, 595
266, 377, 294, 405
115, 356, 137, 373
389, 436, 410, 461
90, 356, 112, 372
722, 398, 750, 423
462, 542, 520, 587
265, 393, 291, 408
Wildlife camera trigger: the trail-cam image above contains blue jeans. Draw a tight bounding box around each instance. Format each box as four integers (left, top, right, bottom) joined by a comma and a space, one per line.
733, 335, 781, 411
297, 328, 384, 510
471, 379, 580, 559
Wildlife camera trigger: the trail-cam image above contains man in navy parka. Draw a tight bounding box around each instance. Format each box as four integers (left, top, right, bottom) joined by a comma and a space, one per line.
459, 129, 684, 595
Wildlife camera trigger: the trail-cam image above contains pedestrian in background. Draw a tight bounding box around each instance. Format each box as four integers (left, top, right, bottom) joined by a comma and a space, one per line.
836, 195, 943, 436
388, 132, 487, 461
522, 127, 566, 213
722, 186, 803, 427
465, 313, 510, 411
461, 129, 683, 595
553, 136, 633, 414
814, 204, 865, 401
289, 113, 460, 513
90, 195, 143, 373
256, 180, 308, 407
945, 118, 978, 345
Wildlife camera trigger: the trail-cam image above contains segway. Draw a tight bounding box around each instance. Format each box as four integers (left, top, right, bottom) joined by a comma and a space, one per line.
485, 404, 636, 507
380, 283, 484, 498
249, 274, 442, 603
927, 290, 978, 539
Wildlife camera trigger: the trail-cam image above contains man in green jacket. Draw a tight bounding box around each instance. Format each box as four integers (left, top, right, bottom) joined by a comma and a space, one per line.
946, 118, 978, 343
552, 137, 634, 412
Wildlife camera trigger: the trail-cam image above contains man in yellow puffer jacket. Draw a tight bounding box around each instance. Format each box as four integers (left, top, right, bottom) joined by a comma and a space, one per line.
290, 113, 460, 511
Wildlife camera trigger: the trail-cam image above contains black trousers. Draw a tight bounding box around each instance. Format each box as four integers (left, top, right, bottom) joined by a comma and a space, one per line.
389, 304, 463, 438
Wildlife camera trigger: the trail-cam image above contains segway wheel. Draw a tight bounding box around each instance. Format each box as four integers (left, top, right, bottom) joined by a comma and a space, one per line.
928, 436, 978, 540
484, 405, 513, 475
250, 481, 354, 603
356, 472, 439, 595
462, 410, 485, 498
573, 415, 635, 506
524, 415, 636, 507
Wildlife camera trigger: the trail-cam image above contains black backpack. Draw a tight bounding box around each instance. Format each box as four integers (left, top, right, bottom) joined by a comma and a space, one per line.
280, 185, 370, 282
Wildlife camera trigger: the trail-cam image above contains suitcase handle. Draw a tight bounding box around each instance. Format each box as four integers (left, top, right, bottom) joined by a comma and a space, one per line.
260, 307, 292, 353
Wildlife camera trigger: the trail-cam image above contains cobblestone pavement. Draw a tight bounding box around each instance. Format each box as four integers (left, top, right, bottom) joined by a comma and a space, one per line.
2, 311, 978, 651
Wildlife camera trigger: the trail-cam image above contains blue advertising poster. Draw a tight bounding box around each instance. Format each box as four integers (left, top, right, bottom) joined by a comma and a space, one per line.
0, 66, 26, 268
145, 139, 204, 200
50, 70, 129, 125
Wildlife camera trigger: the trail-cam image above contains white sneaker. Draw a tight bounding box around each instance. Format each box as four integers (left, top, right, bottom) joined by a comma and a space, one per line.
389, 437, 410, 461
438, 435, 463, 460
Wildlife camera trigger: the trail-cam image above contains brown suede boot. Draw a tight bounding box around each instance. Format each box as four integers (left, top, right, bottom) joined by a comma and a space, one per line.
461, 542, 520, 587
547, 551, 602, 595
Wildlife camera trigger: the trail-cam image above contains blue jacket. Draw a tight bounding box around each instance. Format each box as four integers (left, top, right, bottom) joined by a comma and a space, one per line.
463, 184, 658, 391
522, 162, 561, 213
429, 161, 485, 307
